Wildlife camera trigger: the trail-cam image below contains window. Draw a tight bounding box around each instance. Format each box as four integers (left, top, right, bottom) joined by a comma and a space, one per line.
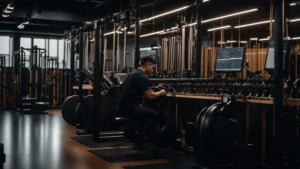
49, 39, 58, 57
0, 36, 11, 66
33, 38, 45, 49
20, 38, 32, 67
58, 40, 65, 68
0, 36, 10, 54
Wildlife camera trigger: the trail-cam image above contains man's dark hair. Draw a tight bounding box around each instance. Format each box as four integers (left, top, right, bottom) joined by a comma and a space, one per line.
139, 56, 156, 66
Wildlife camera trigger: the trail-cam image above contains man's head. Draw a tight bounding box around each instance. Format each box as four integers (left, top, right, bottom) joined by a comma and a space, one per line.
138, 56, 156, 74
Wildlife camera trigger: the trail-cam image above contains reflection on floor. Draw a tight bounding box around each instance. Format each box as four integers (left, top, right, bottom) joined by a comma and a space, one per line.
0, 110, 194, 169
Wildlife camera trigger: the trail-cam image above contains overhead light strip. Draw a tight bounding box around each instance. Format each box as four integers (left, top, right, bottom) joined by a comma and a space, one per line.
140, 6, 190, 23
7, 4, 14, 10
293, 37, 300, 40
207, 25, 231, 32
140, 30, 164, 37
105, 7, 258, 36
290, 18, 300, 22
202, 8, 258, 23
4, 9, 13, 14
183, 8, 258, 28
140, 0, 210, 23
235, 20, 273, 28
290, 2, 297, 6
259, 38, 270, 41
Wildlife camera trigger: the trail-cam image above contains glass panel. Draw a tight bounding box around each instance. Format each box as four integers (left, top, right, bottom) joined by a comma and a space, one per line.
58, 40, 64, 69
49, 39, 58, 57
33, 38, 45, 49
0, 36, 10, 54
20, 37, 32, 67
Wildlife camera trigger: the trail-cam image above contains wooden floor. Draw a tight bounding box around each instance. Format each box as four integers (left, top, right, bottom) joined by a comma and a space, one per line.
0, 110, 170, 169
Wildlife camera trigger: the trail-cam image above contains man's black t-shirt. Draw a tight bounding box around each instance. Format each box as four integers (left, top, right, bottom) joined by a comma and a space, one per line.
119, 69, 150, 106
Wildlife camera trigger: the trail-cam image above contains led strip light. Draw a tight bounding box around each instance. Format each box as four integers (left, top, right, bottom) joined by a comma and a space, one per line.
207, 25, 231, 32
105, 6, 258, 36
202, 8, 258, 23
235, 20, 273, 29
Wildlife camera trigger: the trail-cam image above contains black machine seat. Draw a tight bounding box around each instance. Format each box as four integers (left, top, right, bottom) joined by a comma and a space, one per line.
114, 117, 132, 125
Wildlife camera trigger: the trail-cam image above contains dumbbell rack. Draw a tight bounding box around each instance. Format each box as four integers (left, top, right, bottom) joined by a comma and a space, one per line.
166, 92, 300, 162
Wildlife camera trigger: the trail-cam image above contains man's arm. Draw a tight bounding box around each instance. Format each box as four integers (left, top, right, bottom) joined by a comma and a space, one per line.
136, 74, 166, 100
143, 90, 166, 100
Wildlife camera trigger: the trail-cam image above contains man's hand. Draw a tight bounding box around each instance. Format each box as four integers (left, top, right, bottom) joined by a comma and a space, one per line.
159, 89, 167, 96
144, 89, 167, 100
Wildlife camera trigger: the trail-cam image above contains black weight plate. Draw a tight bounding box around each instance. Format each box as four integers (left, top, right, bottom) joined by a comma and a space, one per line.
185, 107, 207, 148
77, 95, 94, 128
198, 103, 222, 164
62, 95, 79, 126
78, 96, 119, 130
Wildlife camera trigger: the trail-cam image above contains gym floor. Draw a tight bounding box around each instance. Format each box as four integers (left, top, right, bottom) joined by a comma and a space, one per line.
0, 110, 194, 169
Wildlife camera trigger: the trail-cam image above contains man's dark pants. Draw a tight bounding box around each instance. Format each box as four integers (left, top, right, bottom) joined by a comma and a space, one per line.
118, 104, 158, 142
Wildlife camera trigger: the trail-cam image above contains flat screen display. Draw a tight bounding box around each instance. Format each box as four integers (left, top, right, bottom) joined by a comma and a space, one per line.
264, 39, 289, 70
215, 47, 245, 72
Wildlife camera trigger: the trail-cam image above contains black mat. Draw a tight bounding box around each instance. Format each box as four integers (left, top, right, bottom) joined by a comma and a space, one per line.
88, 148, 165, 163
123, 151, 195, 169
123, 163, 192, 169
71, 136, 133, 148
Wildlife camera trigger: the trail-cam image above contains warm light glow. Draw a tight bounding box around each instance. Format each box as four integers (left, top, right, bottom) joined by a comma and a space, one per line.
207, 25, 231, 32
183, 22, 197, 27
250, 38, 258, 41
293, 37, 300, 40
202, 8, 258, 23
290, 3, 296, 6
2, 14, 9, 18
7, 4, 14, 10
235, 20, 273, 29
17, 24, 25, 30
4, 9, 13, 14
183, 8, 258, 28
139, 0, 210, 23
104, 31, 122, 36
227, 40, 237, 43
140, 6, 190, 23
290, 18, 300, 22
259, 38, 270, 41
104, 32, 114, 36
140, 30, 164, 38
152, 46, 161, 49
23, 21, 29, 25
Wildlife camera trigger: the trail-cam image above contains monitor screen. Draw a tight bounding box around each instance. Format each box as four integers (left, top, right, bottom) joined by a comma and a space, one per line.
215, 47, 245, 72
264, 39, 289, 70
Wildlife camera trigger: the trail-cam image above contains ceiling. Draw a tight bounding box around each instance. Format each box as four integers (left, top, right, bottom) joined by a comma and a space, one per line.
0, 0, 299, 39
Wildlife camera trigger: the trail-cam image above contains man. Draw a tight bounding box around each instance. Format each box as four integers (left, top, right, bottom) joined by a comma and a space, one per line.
118, 56, 167, 149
